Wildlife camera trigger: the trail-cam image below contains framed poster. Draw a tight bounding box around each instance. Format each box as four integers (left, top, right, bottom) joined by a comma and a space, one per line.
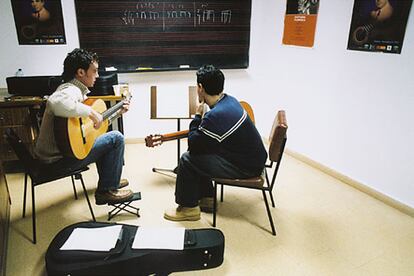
282, 0, 320, 47
347, 0, 412, 54
11, 0, 66, 45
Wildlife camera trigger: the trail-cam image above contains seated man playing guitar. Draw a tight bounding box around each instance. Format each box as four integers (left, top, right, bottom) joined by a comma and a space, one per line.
161, 65, 268, 221
35, 48, 133, 205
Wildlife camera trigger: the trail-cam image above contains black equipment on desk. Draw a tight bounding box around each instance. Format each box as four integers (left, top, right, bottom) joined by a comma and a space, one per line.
6, 72, 118, 96
6, 75, 63, 96
88, 72, 118, 96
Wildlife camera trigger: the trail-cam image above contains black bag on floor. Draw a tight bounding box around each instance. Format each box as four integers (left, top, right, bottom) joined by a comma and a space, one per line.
45, 221, 225, 276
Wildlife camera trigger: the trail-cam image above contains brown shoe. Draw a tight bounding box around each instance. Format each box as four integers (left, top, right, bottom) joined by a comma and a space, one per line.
119, 179, 129, 189
164, 205, 201, 221
199, 197, 215, 213
95, 189, 133, 205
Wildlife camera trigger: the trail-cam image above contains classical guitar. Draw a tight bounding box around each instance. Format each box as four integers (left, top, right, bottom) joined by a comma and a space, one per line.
55, 94, 131, 160
145, 101, 255, 148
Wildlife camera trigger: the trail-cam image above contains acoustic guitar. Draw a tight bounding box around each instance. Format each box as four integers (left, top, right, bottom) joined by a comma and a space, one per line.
145, 101, 255, 148
54, 94, 131, 160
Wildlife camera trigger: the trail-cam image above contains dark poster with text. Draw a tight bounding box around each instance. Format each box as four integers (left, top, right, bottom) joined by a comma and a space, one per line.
347, 0, 412, 54
11, 0, 66, 45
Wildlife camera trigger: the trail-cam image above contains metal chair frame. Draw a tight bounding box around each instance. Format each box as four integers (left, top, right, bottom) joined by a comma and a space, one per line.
6, 128, 96, 244
211, 110, 288, 236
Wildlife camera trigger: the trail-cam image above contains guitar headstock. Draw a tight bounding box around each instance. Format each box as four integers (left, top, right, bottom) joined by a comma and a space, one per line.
121, 87, 132, 101
145, 134, 164, 147
114, 84, 132, 101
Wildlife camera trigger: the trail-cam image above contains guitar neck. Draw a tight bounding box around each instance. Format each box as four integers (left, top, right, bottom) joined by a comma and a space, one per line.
162, 130, 189, 142
102, 100, 124, 120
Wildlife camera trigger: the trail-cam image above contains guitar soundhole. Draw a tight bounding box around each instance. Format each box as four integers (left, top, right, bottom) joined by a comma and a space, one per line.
78, 117, 86, 144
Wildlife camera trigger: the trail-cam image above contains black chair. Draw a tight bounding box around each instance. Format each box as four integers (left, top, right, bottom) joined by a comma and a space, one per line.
5, 128, 96, 244
211, 110, 288, 236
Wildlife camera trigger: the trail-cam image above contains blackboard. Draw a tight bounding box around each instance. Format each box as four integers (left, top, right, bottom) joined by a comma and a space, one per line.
74, 0, 252, 72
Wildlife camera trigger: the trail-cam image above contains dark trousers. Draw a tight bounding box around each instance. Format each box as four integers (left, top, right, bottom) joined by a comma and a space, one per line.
175, 152, 258, 207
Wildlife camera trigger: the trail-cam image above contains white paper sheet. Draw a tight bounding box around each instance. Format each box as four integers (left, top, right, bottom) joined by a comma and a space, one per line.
156, 87, 188, 118
60, 225, 122, 251
132, 227, 185, 250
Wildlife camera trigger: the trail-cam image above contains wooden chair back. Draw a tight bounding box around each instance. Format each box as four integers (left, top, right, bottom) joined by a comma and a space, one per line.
268, 110, 287, 162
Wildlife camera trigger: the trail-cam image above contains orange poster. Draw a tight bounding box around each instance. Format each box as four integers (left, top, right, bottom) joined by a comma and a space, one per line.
282, 0, 320, 47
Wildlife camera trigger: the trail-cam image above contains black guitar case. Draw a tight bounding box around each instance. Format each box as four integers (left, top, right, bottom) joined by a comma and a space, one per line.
45, 221, 225, 276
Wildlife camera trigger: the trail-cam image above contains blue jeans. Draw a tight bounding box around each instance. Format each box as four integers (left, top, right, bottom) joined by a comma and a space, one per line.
175, 152, 258, 207
50, 131, 125, 192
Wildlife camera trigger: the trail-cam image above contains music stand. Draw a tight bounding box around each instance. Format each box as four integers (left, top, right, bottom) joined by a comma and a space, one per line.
150, 86, 197, 176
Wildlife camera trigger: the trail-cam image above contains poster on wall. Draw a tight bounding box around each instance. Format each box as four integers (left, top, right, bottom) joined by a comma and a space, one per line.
10, 0, 66, 45
347, 0, 412, 54
282, 0, 320, 47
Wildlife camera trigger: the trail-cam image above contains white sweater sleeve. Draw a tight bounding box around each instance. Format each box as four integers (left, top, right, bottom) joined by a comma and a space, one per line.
48, 85, 92, 118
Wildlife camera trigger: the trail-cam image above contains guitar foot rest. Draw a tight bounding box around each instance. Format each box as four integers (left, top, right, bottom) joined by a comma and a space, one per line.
107, 192, 141, 221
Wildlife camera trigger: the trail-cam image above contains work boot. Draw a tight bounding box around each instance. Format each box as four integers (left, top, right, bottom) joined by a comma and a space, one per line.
199, 197, 215, 213
119, 178, 129, 189
164, 205, 201, 221
95, 189, 133, 205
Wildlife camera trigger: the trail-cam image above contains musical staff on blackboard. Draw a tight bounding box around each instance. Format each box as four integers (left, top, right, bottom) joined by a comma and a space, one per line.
75, 0, 251, 71
121, 2, 232, 30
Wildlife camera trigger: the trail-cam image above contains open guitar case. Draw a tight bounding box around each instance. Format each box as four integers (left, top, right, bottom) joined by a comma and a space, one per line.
45, 221, 225, 276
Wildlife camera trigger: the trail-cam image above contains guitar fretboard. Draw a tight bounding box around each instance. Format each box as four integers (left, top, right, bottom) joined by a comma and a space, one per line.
102, 100, 124, 120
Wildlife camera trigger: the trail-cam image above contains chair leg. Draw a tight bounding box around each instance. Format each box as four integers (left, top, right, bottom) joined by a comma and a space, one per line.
262, 190, 276, 236
213, 181, 217, 227
78, 174, 96, 222
264, 169, 275, 207
269, 191, 275, 208
71, 175, 78, 200
23, 173, 28, 218
265, 167, 270, 185
31, 183, 36, 244
220, 184, 224, 202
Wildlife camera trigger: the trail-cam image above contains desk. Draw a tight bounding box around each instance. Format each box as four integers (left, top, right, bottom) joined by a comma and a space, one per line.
0, 96, 44, 170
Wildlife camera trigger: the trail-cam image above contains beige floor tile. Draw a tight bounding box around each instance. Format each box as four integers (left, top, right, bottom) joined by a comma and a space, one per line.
352, 231, 414, 276
294, 249, 356, 276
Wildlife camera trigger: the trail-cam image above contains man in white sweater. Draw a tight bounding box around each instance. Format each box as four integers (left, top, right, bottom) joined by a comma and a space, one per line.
35, 48, 133, 204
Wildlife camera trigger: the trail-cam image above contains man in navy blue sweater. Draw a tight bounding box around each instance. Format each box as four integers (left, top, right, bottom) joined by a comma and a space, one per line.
164, 65, 267, 221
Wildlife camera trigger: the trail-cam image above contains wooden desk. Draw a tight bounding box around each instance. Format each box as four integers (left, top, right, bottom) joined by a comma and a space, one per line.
0, 96, 44, 169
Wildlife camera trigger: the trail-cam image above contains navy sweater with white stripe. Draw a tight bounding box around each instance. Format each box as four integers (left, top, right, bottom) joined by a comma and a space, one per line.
188, 94, 267, 175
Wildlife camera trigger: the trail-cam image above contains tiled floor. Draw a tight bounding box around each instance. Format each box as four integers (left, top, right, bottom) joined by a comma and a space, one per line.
5, 142, 414, 275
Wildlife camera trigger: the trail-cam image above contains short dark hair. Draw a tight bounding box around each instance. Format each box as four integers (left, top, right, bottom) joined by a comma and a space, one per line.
196, 65, 224, 95
62, 48, 99, 82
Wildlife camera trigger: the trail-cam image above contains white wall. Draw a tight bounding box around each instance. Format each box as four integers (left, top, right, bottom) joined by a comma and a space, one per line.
1, 1, 413, 208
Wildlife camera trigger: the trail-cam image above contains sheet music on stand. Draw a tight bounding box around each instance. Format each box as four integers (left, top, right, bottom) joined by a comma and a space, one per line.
132, 227, 185, 250
60, 225, 122, 251
150, 86, 198, 175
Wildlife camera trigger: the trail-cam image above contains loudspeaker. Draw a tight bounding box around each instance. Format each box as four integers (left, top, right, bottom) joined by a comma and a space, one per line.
6, 72, 118, 97
6, 76, 63, 96
88, 72, 118, 96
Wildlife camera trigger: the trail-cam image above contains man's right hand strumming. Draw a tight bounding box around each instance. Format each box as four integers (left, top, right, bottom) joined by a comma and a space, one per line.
89, 109, 103, 129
